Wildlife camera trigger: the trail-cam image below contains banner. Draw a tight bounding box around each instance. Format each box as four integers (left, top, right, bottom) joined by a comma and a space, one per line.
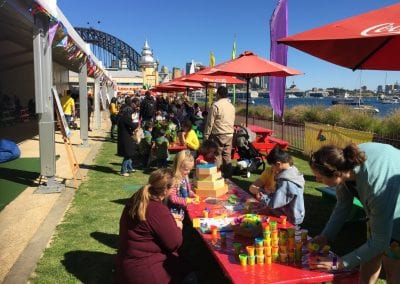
304, 123, 373, 156
269, 0, 288, 118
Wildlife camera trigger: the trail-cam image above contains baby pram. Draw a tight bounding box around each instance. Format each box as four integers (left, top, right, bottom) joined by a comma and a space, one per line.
233, 125, 265, 178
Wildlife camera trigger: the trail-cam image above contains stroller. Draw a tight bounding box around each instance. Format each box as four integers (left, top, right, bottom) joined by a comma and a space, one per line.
233, 125, 266, 178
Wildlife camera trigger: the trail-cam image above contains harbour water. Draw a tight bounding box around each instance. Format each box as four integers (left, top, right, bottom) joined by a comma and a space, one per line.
251, 97, 400, 117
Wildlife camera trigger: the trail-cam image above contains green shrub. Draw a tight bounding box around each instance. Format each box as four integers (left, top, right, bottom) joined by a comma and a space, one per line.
377, 109, 400, 136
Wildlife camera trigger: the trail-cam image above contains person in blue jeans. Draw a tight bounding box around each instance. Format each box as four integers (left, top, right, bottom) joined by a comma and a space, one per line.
117, 107, 137, 176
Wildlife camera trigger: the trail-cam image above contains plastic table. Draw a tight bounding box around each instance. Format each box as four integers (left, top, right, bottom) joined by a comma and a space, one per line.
186, 180, 359, 284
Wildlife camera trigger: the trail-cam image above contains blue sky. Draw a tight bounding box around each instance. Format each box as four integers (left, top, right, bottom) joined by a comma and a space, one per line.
58, 0, 400, 91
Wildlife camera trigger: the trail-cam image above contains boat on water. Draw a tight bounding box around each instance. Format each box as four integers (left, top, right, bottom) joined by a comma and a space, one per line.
378, 94, 399, 104
237, 99, 255, 104
306, 90, 330, 97
331, 93, 379, 113
331, 92, 363, 105
353, 105, 380, 114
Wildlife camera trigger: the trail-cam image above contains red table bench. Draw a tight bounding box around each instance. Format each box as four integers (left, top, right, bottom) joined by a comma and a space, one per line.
186, 181, 359, 283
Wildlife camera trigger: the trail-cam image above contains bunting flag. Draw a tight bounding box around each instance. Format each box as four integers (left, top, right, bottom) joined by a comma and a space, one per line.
48, 21, 59, 47
269, 0, 288, 119
208, 51, 216, 106
231, 35, 237, 105
56, 36, 68, 48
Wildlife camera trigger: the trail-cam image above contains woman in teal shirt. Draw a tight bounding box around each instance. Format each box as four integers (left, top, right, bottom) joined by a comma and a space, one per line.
308, 142, 400, 283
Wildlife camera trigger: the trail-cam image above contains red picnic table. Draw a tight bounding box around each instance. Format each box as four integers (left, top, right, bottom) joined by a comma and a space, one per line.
186, 180, 359, 284
168, 143, 187, 152
247, 124, 289, 153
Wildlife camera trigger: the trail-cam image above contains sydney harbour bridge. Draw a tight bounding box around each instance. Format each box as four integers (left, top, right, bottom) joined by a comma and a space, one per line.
75, 27, 141, 71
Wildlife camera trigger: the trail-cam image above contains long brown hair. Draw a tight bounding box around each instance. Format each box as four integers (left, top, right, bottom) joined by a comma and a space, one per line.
309, 143, 366, 178
128, 168, 174, 221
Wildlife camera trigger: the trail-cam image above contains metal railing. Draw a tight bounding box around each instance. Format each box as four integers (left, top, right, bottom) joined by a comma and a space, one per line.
236, 114, 400, 151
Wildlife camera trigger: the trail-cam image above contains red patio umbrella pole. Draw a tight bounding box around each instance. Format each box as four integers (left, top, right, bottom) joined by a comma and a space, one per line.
245, 78, 250, 126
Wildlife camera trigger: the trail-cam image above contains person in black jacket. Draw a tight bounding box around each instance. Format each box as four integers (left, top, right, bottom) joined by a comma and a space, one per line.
117, 107, 138, 176
140, 91, 155, 125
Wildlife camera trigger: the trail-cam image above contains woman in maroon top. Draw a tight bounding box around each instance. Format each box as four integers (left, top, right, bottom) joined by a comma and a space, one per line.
116, 168, 190, 283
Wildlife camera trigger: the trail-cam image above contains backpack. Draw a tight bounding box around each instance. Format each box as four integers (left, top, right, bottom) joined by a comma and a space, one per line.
141, 99, 155, 119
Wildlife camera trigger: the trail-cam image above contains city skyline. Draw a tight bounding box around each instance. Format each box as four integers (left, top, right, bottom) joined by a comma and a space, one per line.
58, 0, 400, 91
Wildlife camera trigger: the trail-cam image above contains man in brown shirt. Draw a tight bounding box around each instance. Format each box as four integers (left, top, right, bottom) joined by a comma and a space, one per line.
204, 86, 235, 178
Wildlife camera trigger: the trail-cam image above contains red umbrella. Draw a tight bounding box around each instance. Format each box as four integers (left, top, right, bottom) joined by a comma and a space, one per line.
150, 85, 186, 93
207, 51, 302, 126
278, 3, 400, 71
182, 67, 246, 84
181, 67, 246, 109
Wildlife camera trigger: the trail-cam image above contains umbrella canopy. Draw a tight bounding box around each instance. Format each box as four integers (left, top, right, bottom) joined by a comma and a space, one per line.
159, 80, 205, 89
208, 51, 303, 78
278, 3, 400, 71
207, 51, 303, 126
182, 67, 246, 84
150, 85, 186, 93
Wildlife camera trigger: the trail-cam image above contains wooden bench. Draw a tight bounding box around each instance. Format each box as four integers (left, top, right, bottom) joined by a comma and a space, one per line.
315, 187, 365, 222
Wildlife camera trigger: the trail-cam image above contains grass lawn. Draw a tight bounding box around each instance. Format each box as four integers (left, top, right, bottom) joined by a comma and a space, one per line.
30, 141, 386, 283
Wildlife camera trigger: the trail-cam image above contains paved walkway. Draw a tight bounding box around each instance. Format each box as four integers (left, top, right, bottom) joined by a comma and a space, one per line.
0, 115, 111, 283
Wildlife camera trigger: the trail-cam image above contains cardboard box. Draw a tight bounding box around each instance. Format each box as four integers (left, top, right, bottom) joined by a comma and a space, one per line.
195, 178, 225, 190
195, 183, 228, 198
196, 164, 217, 176
197, 171, 222, 181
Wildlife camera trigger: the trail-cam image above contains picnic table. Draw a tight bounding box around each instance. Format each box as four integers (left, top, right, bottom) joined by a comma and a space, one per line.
186, 181, 359, 283
247, 124, 289, 152
168, 142, 187, 152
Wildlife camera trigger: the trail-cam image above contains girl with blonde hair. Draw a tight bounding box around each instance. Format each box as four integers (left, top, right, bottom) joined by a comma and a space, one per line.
116, 168, 191, 283
169, 150, 197, 207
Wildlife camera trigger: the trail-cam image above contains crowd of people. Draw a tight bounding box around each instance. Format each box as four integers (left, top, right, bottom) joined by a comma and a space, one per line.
111, 86, 235, 177
113, 86, 399, 284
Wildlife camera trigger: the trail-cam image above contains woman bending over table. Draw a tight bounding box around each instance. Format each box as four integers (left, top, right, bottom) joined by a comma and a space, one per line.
308, 142, 400, 283
116, 168, 193, 283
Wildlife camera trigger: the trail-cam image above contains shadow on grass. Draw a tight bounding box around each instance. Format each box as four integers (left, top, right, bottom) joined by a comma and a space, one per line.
0, 167, 39, 186
79, 164, 116, 174
62, 250, 116, 284
110, 198, 129, 206
91, 231, 118, 249
303, 174, 316, 182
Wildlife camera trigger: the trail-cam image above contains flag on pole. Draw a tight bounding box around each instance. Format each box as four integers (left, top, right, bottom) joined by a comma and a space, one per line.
208, 51, 216, 107
231, 35, 237, 105
269, 0, 288, 119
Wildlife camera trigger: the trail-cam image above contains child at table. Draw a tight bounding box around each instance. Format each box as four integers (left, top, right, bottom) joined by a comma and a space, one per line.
154, 128, 169, 168
196, 140, 219, 164
168, 150, 197, 208
179, 120, 200, 152
254, 147, 305, 226
138, 121, 153, 167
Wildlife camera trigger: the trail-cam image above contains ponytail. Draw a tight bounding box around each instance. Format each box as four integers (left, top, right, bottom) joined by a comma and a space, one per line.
310, 143, 366, 177
127, 168, 174, 222
129, 185, 151, 221
342, 143, 366, 170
